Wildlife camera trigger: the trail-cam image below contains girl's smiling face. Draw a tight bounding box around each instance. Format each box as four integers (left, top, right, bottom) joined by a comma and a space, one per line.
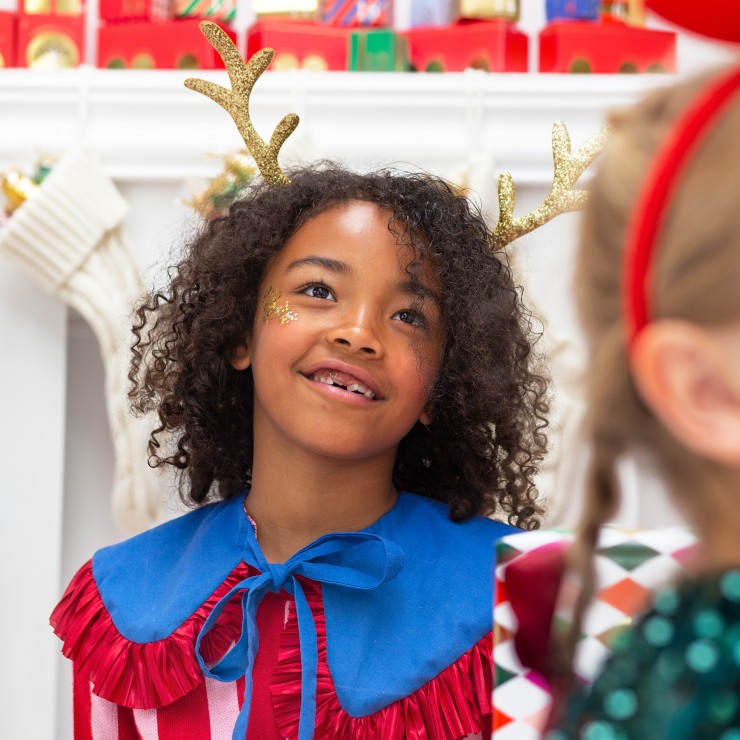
232, 200, 444, 464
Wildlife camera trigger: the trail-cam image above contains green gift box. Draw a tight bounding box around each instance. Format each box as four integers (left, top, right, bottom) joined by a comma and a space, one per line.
349, 29, 408, 71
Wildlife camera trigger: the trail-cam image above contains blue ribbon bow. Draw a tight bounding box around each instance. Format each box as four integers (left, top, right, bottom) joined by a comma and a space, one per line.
195, 523, 404, 740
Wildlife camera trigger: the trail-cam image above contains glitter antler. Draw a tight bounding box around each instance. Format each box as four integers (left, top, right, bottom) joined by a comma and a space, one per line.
491, 122, 608, 251
184, 21, 299, 185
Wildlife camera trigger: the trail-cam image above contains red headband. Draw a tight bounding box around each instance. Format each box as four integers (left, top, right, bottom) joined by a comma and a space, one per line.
623, 66, 740, 346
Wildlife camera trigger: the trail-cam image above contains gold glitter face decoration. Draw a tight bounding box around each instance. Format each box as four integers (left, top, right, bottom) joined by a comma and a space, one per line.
262, 286, 297, 325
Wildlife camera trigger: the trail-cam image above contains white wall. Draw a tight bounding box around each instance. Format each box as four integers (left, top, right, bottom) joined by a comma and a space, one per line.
0, 5, 736, 738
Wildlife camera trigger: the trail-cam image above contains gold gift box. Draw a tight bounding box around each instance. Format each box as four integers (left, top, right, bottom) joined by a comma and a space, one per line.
24, 0, 83, 14
460, 0, 519, 21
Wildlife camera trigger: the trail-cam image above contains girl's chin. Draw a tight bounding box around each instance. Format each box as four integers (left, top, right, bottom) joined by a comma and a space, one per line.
294, 438, 399, 465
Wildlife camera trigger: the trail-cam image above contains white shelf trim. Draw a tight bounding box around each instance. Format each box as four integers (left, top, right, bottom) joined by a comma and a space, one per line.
1, 67, 673, 183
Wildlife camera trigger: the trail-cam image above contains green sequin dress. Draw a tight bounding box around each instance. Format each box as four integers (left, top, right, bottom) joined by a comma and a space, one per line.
550, 570, 740, 740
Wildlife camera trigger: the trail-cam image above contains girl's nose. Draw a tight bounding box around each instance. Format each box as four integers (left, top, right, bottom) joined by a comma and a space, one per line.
326, 310, 383, 356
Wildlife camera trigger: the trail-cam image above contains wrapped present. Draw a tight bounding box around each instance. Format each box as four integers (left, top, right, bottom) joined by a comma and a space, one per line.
410, 0, 459, 27
174, 0, 236, 22
0, 11, 17, 67
319, 0, 392, 27
545, 0, 599, 22
539, 19, 675, 73
405, 19, 527, 72
16, 13, 84, 67
253, 0, 319, 17
247, 19, 350, 70
97, 18, 234, 68
349, 28, 408, 70
604, 0, 647, 26
99, 0, 172, 23
460, 0, 519, 20
21, 0, 83, 14
493, 527, 699, 737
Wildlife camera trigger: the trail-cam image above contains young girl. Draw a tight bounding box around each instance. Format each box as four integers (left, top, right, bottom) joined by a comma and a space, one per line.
50, 142, 555, 737
549, 63, 740, 737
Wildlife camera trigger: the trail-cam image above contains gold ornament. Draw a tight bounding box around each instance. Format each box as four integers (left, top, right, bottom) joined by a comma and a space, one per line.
184, 150, 258, 220
2, 171, 39, 215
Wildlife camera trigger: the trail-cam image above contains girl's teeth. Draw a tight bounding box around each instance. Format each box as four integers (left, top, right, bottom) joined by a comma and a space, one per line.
313, 374, 375, 399
347, 383, 375, 399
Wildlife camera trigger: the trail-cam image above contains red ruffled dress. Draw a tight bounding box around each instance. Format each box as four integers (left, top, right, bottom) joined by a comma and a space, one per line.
51, 492, 514, 739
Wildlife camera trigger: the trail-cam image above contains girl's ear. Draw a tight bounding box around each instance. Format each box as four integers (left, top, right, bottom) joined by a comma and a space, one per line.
630, 319, 740, 466
229, 341, 251, 371
419, 406, 434, 426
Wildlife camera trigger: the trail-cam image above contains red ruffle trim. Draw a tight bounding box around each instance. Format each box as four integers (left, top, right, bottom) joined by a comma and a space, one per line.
50, 559, 253, 709
271, 583, 493, 739
53, 562, 493, 736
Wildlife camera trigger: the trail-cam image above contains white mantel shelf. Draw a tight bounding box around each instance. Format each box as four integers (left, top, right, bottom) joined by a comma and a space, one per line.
0, 67, 674, 184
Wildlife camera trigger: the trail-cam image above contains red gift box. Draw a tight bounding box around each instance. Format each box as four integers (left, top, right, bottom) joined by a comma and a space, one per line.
99, 0, 172, 24
97, 18, 234, 68
247, 19, 350, 71
405, 19, 527, 72
16, 12, 84, 67
539, 20, 676, 73
0, 12, 17, 67
319, 0, 392, 27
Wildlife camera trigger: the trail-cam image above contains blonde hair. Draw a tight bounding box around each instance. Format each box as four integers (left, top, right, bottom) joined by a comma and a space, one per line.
564, 68, 740, 672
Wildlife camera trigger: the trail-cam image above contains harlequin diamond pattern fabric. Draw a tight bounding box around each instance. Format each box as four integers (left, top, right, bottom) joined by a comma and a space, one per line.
492, 527, 699, 738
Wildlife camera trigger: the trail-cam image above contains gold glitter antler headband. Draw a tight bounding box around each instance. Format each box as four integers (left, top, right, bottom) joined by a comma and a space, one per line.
184, 21, 299, 186
491, 122, 609, 250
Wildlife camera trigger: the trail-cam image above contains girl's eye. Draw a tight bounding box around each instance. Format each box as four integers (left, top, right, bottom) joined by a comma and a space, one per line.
302, 285, 335, 301
393, 309, 426, 328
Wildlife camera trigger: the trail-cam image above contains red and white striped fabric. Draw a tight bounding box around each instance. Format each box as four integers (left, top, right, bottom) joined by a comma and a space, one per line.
73, 666, 487, 739
75, 668, 247, 740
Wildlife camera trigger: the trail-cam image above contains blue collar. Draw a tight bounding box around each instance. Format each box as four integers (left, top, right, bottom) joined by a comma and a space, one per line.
93, 492, 517, 737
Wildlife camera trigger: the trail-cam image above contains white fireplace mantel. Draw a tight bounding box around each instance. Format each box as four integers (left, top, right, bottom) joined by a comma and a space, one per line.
0, 68, 671, 183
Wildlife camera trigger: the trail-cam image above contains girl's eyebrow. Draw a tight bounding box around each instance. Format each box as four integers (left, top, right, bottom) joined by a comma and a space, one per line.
397, 280, 442, 309
285, 256, 350, 274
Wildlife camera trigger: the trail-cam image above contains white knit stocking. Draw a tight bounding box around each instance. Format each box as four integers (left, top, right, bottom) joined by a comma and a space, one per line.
0, 148, 161, 532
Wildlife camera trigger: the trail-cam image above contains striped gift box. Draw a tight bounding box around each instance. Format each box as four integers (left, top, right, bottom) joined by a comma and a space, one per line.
493, 527, 699, 738
175, 0, 236, 22
320, 0, 392, 27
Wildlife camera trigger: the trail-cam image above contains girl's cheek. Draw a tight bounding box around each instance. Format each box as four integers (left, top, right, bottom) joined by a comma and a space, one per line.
261, 286, 298, 325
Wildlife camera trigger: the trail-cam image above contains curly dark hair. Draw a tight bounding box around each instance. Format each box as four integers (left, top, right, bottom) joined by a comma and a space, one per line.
129, 163, 548, 528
